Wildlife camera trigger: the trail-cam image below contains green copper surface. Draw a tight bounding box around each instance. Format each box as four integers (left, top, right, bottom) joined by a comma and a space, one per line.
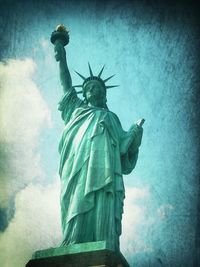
33, 241, 114, 259
51, 26, 143, 251
28, 241, 130, 267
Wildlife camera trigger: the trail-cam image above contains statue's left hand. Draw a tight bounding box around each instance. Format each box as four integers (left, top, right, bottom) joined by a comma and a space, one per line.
134, 124, 143, 148
129, 123, 143, 153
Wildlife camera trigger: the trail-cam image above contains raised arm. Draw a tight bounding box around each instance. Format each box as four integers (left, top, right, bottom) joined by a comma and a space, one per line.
51, 26, 72, 93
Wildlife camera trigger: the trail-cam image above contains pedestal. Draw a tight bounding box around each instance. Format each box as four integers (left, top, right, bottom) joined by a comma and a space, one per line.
26, 241, 130, 267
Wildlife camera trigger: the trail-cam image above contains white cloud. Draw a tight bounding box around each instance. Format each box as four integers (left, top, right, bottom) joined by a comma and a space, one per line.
120, 185, 175, 263
0, 58, 60, 267
121, 186, 153, 254
0, 177, 62, 267
0, 58, 52, 208
0, 58, 52, 143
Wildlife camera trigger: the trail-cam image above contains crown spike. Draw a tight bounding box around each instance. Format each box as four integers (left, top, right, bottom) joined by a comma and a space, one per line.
104, 74, 115, 83
106, 85, 119, 89
88, 62, 93, 77
98, 65, 105, 77
74, 70, 86, 80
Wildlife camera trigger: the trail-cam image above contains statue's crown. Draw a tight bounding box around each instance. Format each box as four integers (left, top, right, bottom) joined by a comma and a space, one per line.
74, 63, 118, 94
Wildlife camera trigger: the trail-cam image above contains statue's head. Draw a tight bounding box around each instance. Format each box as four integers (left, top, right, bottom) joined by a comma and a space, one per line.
74, 64, 118, 108
83, 78, 106, 107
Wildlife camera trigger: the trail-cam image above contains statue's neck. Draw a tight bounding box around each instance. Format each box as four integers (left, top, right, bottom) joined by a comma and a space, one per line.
88, 99, 107, 108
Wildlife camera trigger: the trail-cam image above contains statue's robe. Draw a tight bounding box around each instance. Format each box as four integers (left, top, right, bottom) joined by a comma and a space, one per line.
58, 88, 139, 250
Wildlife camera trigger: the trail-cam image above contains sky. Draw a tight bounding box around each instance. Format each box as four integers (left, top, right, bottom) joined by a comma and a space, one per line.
0, 1, 200, 266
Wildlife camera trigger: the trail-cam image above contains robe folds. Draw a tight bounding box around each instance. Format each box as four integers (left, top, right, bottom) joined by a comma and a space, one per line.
58, 88, 139, 250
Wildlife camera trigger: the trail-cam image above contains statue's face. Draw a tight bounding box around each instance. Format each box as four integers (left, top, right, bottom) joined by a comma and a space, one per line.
84, 81, 106, 105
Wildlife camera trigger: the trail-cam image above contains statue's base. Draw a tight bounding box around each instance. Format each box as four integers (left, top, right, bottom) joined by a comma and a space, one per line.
26, 241, 130, 267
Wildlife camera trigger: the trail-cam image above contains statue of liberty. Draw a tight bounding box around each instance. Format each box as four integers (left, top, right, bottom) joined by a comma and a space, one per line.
51, 25, 144, 252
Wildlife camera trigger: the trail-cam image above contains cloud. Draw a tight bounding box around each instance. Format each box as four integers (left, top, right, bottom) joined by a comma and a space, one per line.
0, 58, 52, 211
120, 186, 177, 266
0, 177, 62, 267
121, 186, 153, 255
0, 58, 58, 267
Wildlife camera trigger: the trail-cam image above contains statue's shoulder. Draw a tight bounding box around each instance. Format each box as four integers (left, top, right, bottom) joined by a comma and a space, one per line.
106, 109, 122, 128
108, 109, 120, 120
58, 88, 82, 109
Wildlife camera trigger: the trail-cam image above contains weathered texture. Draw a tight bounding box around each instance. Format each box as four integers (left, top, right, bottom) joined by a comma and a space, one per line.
26, 241, 130, 267
0, 1, 200, 267
52, 31, 142, 249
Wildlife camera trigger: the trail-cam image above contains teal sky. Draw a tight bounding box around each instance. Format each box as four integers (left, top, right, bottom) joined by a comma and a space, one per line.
0, 1, 199, 266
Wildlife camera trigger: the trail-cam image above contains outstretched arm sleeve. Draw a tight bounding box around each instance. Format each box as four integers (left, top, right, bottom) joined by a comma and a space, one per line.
58, 87, 83, 124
